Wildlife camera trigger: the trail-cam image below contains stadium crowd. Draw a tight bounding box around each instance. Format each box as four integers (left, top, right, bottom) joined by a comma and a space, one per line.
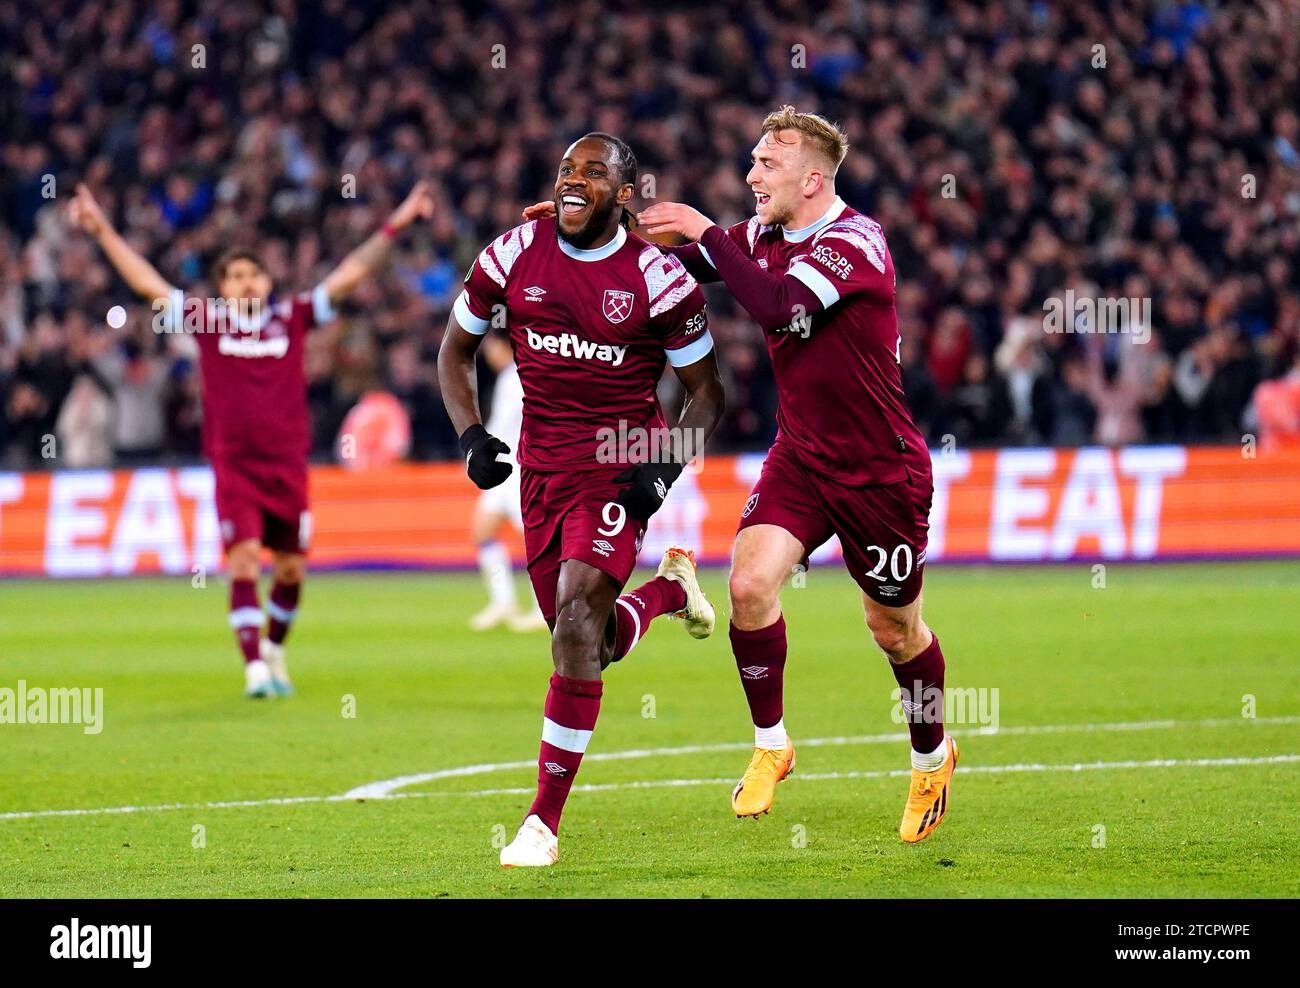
2, 0, 1299, 469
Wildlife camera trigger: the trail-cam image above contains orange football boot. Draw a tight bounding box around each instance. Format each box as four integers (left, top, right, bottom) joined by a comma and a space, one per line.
731, 738, 796, 817
899, 735, 959, 843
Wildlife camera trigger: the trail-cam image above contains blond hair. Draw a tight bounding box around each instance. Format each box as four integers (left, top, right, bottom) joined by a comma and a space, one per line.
760, 105, 850, 175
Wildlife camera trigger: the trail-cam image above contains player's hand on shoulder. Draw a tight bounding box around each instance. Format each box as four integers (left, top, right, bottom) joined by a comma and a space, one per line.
638, 202, 713, 242
459, 424, 513, 490
521, 200, 555, 221
614, 461, 684, 521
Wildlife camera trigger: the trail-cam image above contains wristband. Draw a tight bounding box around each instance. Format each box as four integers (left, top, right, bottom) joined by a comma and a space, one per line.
381, 221, 398, 239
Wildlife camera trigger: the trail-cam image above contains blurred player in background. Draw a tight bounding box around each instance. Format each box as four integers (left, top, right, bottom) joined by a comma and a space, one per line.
69, 180, 435, 699
639, 107, 957, 843
440, 134, 725, 867
469, 333, 546, 632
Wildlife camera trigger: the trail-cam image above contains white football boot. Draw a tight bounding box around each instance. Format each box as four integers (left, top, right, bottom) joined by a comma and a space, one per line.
469, 601, 517, 631
244, 659, 274, 699
499, 814, 558, 867
507, 607, 549, 633
656, 547, 715, 639
261, 639, 293, 696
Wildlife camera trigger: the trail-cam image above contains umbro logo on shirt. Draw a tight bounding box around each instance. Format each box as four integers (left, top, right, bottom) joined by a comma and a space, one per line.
524, 286, 546, 300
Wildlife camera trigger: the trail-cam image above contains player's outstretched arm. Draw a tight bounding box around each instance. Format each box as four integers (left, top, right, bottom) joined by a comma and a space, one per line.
615, 350, 725, 520
68, 183, 173, 304
320, 180, 435, 304
437, 316, 513, 490
640, 202, 824, 332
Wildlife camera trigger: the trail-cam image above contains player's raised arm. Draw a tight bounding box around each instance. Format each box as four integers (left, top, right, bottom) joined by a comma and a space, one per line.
319, 180, 435, 304
640, 201, 825, 332
69, 183, 173, 305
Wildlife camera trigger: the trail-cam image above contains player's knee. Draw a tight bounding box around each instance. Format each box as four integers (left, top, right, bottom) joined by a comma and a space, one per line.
275, 555, 306, 585
227, 542, 260, 581
552, 593, 604, 653
728, 569, 778, 623
866, 612, 912, 662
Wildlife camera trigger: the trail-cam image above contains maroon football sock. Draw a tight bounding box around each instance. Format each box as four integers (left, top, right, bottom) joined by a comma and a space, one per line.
528, 673, 603, 834
230, 579, 262, 665
890, 632, 946, 754
729, 616, 787, 730
610, 576, 687, 662
267, 581, 300, 645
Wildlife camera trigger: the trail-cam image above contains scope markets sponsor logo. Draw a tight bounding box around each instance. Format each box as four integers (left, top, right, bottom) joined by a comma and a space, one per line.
594, 419, 706, 470
50, 918, 151, 968
0, 680, 103, 735
811, 243, 854, 280
1042, 289, 1152, 344
892, 683, 999, 730
525, 327, 626, 366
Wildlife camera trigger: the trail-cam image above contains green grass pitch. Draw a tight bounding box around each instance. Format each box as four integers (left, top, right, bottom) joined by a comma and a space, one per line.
1, 561, 1297, 898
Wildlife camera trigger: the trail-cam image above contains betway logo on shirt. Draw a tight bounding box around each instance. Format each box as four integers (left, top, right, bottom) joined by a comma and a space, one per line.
217, 335, 289, 359
525, 328, 626, 366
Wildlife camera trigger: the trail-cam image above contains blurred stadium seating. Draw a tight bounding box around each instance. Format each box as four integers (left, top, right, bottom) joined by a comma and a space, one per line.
2, 0, 1299, 472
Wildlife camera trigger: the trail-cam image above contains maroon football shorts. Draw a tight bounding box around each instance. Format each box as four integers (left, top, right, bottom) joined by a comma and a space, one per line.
737, 440, 933, 607
520, 464, 648, 623
213, 455, 311, 554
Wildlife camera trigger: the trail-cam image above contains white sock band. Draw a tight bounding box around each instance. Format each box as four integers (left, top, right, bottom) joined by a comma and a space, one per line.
911, 738, 949, 772
754, 718, 787, 750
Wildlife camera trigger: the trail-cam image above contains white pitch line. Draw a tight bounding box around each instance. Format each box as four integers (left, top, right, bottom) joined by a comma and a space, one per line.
1, 715, 1297, 822
342, 714, 1300, 799
4, 753, 1296, 821
395, 753, 1300, 800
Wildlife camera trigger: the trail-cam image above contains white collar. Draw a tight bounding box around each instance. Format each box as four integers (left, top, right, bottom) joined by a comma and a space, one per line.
557, 224, 627, 261
782, 196, 846, 243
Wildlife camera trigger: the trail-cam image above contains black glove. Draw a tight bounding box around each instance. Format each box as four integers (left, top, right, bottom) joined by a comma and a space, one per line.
459, 424, 513, 490
614, 461, 683, 521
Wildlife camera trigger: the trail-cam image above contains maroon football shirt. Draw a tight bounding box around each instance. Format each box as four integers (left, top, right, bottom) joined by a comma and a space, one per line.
454, 218, 713, 471
167, 286, 331, 463
696, 198, 930, 488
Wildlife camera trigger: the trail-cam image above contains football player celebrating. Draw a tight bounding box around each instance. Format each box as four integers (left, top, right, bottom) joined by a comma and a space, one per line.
439, 133, 724, 867
69, 180, 435, 698
637, 107, 957, 844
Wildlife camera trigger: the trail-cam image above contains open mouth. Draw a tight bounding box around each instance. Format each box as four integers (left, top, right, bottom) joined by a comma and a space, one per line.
560, 192, 590, 216
754, 191, 771, 208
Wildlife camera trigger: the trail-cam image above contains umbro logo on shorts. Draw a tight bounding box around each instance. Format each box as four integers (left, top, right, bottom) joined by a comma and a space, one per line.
740, 665, 768, 680
543, 761, 567, 776
878, 584, 901, 597
592, 539, 615, 557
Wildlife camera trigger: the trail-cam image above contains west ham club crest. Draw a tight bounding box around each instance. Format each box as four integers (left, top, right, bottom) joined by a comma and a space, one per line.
602, 289, 634, 324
